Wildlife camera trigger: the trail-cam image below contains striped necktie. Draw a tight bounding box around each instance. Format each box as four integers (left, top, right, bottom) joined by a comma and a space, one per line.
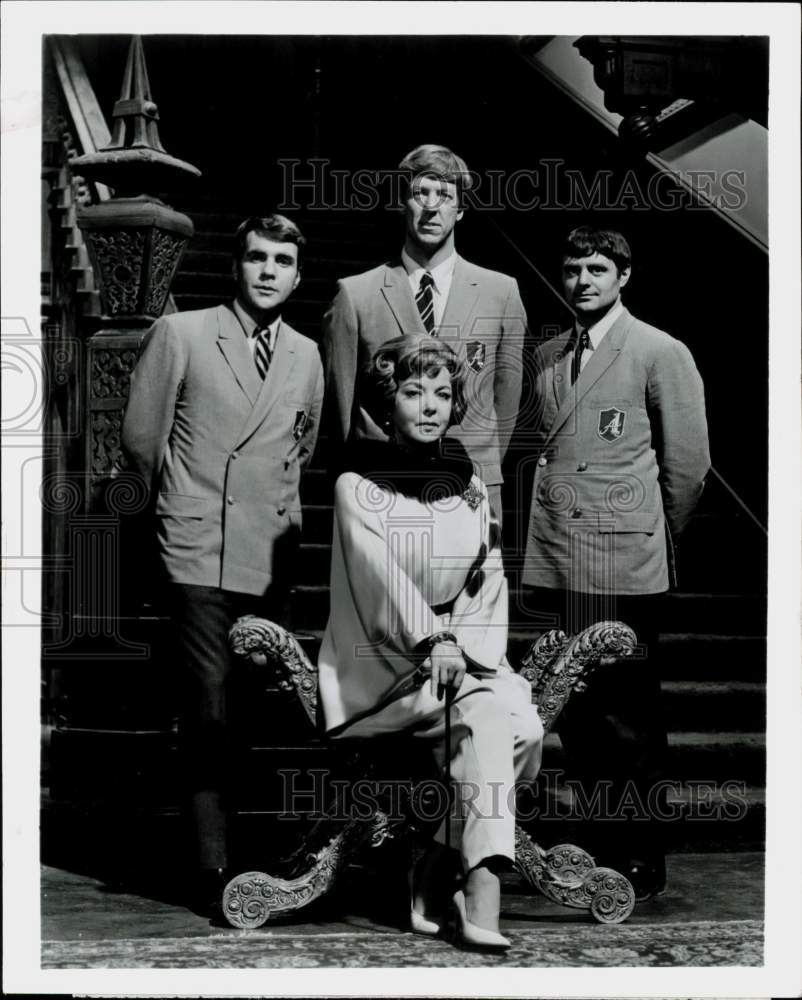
570, 329, 590, 385
253, 325, 273, 380
415, 271, 435, 334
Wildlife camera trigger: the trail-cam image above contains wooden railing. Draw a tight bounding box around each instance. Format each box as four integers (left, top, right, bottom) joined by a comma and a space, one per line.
48, 37, 112, 204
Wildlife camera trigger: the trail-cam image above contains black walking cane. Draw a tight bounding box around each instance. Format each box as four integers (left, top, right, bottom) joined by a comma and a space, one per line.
444, 684, 454, 852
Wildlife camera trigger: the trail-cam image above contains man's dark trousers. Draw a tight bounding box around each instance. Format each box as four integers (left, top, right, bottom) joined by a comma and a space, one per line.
525, 587, 669, 875
169, 583, 287, 873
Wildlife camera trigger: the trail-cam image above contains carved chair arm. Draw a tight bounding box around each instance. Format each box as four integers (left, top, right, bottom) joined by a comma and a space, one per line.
520, 621, 637, 734
229, 615, 319, 726
229, 615, 637, 738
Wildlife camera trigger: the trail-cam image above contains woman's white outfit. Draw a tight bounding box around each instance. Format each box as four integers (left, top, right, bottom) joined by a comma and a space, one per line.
318, 452, 542, 872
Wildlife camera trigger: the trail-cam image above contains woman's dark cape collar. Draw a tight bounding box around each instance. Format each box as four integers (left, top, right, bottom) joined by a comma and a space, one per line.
339, 438, 475, 502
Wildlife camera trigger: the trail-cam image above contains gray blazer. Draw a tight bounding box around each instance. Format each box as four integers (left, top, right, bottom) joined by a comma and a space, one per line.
322, 255, 527, 487
122, 304, 324, 595
522, 307, 710, 595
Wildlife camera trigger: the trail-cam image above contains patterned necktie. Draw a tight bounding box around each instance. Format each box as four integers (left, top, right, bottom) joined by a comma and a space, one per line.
253, 325, 273, 380
415, 271, 435, 334
571, 329, 590, 385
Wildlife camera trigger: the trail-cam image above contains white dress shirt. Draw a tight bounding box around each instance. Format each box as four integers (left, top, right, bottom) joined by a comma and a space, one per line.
233, 300, 280, 357
401, 249, 457, 329
575, 298, 624, 372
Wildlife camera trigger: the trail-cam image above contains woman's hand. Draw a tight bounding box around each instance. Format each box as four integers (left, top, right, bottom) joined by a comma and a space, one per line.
427, 640, 467, 700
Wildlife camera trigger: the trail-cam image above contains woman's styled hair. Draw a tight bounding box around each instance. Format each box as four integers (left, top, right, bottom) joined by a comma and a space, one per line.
362, 334, 468, 428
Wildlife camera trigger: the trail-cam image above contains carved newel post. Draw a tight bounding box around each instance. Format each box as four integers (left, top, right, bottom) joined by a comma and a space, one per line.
69, 35, 200, 508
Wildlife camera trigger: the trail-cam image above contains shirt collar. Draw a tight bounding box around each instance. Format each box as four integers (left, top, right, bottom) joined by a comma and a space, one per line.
401, 248, 457, 294
576, 298, 624, 350
233, 300, 280, 345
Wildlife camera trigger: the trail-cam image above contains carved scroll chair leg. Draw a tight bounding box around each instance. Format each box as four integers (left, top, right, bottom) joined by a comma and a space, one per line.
512, 621, 638, 924
222, 616, 389, 928
222, 803, 394, 929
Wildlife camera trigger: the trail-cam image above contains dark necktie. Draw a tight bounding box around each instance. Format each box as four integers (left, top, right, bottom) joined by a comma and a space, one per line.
571, 329, 590, 385
415, 271, 435, 334
253, 325, 273, 380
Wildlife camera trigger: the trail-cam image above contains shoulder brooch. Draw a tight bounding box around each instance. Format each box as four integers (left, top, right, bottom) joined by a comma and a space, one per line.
461, 481, 484, 511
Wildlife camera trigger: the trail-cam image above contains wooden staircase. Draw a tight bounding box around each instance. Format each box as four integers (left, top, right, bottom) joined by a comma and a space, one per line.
48, 202, 765, 864
42, 36, 766, 881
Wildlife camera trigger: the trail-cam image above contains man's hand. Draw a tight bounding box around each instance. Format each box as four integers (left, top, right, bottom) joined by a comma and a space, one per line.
574, 653, 618, 694
426, 640, 467, 700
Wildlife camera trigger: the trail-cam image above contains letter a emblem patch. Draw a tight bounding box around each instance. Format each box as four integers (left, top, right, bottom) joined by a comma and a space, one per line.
292, 410, 308, 441
465, 341, 486, 372
598, 406, 626, 443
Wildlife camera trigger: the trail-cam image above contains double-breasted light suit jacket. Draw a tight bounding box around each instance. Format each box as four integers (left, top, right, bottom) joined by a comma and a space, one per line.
122, 304, 324, 596
322, 256, 527, 487
522, 307, 710, 596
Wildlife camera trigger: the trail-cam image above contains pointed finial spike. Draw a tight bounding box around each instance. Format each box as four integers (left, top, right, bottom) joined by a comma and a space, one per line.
130, 35, 153, 103
71, 33, 201, 192
118, 35, 135, 101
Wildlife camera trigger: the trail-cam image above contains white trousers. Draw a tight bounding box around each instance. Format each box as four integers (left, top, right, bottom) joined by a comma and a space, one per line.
342, 666, 543, 873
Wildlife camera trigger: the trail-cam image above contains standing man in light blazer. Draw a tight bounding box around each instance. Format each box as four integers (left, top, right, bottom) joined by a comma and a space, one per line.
522, 226, 710, 901
122, 214, 324, 917
323, 144, 527, 521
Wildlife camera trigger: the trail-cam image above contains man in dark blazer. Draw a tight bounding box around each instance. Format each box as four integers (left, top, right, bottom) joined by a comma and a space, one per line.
522, 226, 710, 900
122, 215, 324, 915
323, 144, 527, 521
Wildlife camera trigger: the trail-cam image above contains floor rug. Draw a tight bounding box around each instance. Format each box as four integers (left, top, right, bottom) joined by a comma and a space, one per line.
42, 919, 763, 968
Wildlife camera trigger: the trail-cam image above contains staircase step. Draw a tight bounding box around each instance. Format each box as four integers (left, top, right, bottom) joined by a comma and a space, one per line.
527, 782, 765, 853
660, 680, 765, 731
296, 543, 331, 584
526, 731, 765, 784
299, 468, 333, 503
653, 634, 765, 680
662, 731, 765, 784
294, 505, 334, 544
650, 591, 765, 635
506, 589, 767, 637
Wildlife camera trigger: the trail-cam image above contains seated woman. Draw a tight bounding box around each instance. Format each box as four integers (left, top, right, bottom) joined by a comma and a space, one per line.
318, 334, 543, 952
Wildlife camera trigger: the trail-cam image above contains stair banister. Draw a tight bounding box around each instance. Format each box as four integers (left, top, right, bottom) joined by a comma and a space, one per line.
48, 37, 112, 205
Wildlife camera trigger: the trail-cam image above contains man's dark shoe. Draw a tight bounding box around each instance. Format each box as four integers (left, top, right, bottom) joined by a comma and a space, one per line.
624, 858, 667, 902
190, 866, 230, 922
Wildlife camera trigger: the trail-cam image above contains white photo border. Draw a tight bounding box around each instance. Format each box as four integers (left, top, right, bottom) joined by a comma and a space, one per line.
2, 1, 800, 996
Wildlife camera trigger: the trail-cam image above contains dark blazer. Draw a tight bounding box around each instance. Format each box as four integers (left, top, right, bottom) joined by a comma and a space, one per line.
122, 304, 324, 595
522, 307, 710, 595
322, 255, 527, 487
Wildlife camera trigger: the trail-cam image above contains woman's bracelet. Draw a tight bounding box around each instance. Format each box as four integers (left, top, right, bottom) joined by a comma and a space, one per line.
412, 631, 460, 664
426, 631, 459, 651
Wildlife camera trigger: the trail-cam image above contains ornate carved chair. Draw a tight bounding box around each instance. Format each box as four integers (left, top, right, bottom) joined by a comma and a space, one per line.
221, 618, 638, 928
